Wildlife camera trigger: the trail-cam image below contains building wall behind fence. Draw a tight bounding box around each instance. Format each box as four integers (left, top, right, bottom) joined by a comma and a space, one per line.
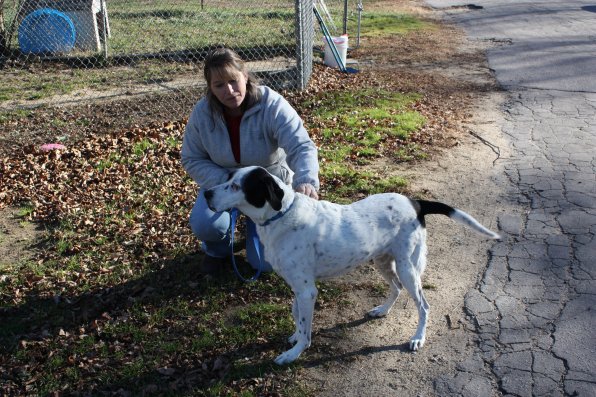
0, 0, 315, 127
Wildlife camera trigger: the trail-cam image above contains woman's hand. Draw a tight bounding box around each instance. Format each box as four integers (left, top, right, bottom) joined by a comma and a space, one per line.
295, 183, 319, 200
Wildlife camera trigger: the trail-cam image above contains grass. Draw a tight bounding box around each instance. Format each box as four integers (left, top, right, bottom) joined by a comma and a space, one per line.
304, 87, 425, 202
0, 108, 33, 123
108, 7, 294, 55
320, 164, 408, 204
317, 95, 425, 191
359, 13, 430, 37
0, 60, 200, 103
17, 204, 35, 218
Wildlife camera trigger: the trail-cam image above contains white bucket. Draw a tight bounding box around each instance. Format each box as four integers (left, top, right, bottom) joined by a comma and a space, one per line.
323, 35, 348, 69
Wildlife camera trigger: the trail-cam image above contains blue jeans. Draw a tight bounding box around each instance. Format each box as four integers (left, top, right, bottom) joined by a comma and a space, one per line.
189, 189, 272, 271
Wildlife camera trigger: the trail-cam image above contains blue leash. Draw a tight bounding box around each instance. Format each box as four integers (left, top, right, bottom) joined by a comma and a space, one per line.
230, 208, 263, 282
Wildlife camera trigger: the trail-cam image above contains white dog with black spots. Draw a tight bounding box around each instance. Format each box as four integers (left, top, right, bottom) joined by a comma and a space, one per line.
204, 166, 500, 365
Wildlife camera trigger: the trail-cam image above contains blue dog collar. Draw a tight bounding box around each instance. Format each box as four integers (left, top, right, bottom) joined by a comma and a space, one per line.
260, 199, 295, 226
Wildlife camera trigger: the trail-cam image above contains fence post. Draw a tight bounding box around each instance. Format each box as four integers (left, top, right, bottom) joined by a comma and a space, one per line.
343, 0, 348, 35
295, 0, 314, 90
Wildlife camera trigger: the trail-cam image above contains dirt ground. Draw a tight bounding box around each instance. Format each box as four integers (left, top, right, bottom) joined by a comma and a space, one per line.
0, 207, 43, 272
0, 1, 513, 395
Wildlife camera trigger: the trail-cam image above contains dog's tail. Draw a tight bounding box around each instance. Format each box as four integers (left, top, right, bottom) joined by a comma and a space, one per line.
412, 199, 501, 240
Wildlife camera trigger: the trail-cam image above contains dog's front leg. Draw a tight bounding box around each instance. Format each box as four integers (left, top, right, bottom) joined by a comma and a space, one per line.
274, 286, 318, 365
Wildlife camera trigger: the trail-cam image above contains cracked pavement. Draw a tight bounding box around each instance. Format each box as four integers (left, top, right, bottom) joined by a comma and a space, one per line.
425, 1, 596, 396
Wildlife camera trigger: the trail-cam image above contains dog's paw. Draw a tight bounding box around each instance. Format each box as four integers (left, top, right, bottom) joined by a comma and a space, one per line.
274, 350, 300, 365
409, 337, 425, 351
367, 305, 389, 318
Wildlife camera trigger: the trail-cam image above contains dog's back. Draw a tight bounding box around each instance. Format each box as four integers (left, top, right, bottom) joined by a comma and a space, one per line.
265, 193, 422, 279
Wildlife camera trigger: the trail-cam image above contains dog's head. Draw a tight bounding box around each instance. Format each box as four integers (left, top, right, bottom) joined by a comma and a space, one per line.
204, 166, 289, 222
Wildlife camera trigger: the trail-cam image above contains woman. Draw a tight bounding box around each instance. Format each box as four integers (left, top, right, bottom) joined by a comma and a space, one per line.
181, 47, 320, 274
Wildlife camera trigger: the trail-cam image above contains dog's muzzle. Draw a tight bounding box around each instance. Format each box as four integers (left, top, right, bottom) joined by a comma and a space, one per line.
204, 189, 217, 212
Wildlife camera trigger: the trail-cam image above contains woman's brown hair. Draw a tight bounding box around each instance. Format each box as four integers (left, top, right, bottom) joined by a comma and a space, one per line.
203, 47, 261, 119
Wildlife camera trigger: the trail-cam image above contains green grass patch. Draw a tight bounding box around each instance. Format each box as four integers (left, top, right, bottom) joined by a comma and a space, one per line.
388, 111, 427, 139
307, 87, 425, 201
321, 165, 408, 203
1, 60, 198, 102
131, 138, 157, 156
317, 282, 345, 305
395, 143, 429, 161
310, 89, 420, 118
0, 109, 33, 123
360, 13, 429, 37
309, 89, 424, 150
0, 85, 20, 101
16, 205, 35, 218
227, 302, 293, 342
108, 6, 294, 55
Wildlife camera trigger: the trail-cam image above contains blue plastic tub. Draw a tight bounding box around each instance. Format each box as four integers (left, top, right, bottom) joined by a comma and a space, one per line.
18, 8, 76, 54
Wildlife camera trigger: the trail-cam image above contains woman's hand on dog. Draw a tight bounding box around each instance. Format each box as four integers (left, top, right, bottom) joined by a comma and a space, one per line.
295, 183, 318, 200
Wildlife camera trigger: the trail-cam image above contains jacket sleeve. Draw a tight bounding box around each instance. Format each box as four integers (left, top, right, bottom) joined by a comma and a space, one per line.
180, 107, 229, 189
270, 94, 320, 190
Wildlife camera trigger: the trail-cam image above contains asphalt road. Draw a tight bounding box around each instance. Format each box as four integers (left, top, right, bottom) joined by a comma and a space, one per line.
425, 1, 596, 396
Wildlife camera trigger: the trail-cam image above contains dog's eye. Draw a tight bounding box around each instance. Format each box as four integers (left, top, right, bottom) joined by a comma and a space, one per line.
231, 183, 240, 192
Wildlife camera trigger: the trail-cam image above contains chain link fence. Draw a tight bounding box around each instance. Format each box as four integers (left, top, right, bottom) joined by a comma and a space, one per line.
0, 0, 364, 133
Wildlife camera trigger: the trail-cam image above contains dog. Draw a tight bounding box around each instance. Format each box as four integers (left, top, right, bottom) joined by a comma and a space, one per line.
204, 166, 500, 365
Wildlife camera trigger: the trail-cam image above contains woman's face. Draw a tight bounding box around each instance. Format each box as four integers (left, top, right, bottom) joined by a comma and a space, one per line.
209, 67, 247, 112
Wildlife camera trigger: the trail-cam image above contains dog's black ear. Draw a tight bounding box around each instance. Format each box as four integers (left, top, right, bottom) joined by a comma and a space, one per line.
244, 167, 284, 210
264, 175, 284, 211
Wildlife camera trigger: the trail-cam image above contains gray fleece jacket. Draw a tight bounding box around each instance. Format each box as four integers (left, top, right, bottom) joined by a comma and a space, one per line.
181, 86, 319, 190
